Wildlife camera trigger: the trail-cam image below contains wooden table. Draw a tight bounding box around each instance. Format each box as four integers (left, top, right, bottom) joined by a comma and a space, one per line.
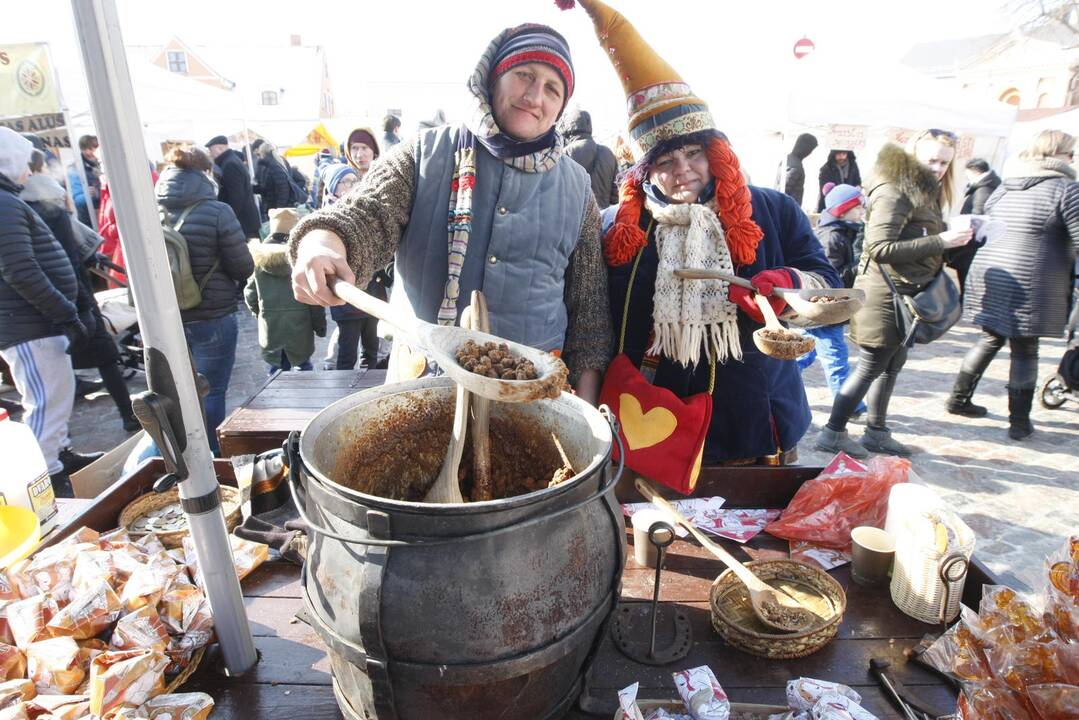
217, 369, 386, 458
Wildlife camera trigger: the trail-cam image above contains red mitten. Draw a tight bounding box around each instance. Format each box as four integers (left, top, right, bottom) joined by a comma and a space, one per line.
728, 268, 796, 324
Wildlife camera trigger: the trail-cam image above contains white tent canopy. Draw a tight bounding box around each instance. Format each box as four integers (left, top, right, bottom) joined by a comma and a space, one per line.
787, 52, 1017, 137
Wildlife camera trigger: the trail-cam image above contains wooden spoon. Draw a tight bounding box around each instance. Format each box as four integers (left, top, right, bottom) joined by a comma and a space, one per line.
634, 477, 817, 634
331, 278, 567, 402
468, 292, 493, 503
425, 305, 475, 504
674, 268, 865, 326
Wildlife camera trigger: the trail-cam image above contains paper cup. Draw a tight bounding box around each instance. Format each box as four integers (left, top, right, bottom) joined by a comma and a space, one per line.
630, 509, 674, 567
851, 526, 896, 586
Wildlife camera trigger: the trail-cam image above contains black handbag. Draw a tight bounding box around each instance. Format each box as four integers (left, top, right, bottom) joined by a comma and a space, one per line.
878, 262, 961, 347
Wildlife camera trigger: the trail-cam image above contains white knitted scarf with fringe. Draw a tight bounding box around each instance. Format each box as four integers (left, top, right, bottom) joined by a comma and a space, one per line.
649, 200, 742, 366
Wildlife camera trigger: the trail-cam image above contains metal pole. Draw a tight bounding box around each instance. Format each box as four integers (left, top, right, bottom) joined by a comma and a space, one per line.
69, 0, 257, 675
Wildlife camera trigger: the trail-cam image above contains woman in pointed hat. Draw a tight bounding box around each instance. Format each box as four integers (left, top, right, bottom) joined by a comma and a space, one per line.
562, 0, 840, 465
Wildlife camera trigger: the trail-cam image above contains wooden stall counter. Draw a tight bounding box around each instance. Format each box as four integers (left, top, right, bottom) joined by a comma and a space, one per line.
32, 460, 988, 719
217, 369, 386, 458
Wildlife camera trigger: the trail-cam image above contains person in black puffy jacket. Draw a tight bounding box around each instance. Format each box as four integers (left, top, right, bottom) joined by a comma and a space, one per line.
0, 128, 102, 493
156, 145, 254, 455
254, 142, 294, 220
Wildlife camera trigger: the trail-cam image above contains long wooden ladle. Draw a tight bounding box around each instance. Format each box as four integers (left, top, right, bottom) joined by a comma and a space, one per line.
331, 279, 567, 402
424, 301, 475, 504
669, 268, 814, 360
634, 478, 816, 633
674, 267, 865, 325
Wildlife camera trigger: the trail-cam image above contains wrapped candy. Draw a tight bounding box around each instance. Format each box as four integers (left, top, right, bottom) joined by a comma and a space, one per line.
7, 596, 58, 649
110, 607, 169, 654
809, 692, 877, 720
24, 694, 90, 720
617, 682, 646, 720
786, 678, 861, 711
0, 703, 27, 720
183, 535, 268, 589
140, 692, 215, 720
0, 574, 17, 603
672, 666, 729, 720
0, 645, 24, 683
88, 649, 167, 717
98, 529, 132, 550
921, 606, 994, 682
26, 637, 84, 695
45, 581, 121, 640
134, 535, 168, 556
59, 526, 100, 547
957, 680, 1037, 720
0, 679, 35, 704
0, 602, 15, 647
986, 639, 1079, 695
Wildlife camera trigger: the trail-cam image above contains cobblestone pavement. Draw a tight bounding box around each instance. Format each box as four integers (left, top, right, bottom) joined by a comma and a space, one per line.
8, 309, 1075, 592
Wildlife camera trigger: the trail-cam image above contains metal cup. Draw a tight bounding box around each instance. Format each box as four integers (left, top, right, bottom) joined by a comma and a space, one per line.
851, 526, 896, 586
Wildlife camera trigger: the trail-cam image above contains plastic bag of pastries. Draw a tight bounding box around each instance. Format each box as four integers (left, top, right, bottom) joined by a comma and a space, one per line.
26, 637, 84, 695
1045, 536, 1079, 642
110, 607, 169, 654
119, 563, 179, 616
138, 691, 215, 720
7, 596, 59, 649
71, 550, 124, 597
1026, 683, 1079, 720
957, 680, 1037, 720
88, 649, 168, 717
0, 645, 24, 683
45, 581, 121, 640
24, 694, 90, 720
183, 534, 268, 589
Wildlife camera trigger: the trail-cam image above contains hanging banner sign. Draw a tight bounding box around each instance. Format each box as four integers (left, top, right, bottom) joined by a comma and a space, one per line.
0, 113, 70, 151
1, 44, 62, 117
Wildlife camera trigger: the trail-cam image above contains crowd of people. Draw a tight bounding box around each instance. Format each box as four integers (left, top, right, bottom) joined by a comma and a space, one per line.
1, 0, 1077, 502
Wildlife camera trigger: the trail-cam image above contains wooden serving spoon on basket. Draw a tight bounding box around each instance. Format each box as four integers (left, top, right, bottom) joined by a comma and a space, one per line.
634, 477, 817, 634
331, 279, 568, 402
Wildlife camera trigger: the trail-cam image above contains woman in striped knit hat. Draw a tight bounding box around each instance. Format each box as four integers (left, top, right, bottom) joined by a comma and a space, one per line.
289, 22, 612, 399
561, 0, 840, 465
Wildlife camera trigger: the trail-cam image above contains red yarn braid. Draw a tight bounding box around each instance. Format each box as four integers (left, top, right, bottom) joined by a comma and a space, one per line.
706, 137, 763, 266
604, 177, 647, 266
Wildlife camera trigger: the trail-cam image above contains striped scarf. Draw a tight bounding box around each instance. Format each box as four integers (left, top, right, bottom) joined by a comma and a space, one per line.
437, 29, 565, 326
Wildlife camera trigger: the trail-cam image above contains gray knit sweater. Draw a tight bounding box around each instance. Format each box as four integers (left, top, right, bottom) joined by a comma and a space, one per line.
289, 139, 613, 383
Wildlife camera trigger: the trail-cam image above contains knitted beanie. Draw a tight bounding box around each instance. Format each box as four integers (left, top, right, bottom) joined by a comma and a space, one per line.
323, 163, 358, 197
822, 183, 865, 219
489, 24, 575, 99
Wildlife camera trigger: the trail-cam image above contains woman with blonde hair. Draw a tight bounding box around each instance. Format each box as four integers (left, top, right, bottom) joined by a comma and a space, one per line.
946, 129, 1079, 439
816, 128, 973, 458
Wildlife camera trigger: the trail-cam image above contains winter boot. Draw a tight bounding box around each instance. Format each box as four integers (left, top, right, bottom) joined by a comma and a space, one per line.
946, 371, 988, 417
860, 427, 912, 457
1007, 386, 1035, 440
49, 472, 74, 499
814, 427, 869, 459
121, 411, 141, 433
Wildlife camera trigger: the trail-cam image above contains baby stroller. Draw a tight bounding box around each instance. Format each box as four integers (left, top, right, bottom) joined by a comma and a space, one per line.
1038, 286, 1079, 410
88, 257, 144, 377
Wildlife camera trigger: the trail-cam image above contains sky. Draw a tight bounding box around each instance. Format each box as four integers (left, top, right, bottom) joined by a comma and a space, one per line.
5, 0, 1022, 149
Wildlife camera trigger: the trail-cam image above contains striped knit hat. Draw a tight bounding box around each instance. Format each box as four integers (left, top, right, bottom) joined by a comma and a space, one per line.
490, 24, 575, 100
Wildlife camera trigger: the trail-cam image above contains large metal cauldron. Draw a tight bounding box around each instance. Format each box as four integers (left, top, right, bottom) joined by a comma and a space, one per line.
286, 377, 625, 720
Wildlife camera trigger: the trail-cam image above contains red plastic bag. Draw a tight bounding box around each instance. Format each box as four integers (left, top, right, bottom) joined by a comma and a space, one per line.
764, 452, 911, 550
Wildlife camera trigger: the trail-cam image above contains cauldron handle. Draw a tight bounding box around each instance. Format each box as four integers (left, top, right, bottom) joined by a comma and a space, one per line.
283, 409, 625, 547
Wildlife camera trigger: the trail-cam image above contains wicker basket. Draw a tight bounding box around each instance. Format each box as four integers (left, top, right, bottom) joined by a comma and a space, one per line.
119, 487, 242, 549
709, 560, 846, 659
889, 507, 975, 624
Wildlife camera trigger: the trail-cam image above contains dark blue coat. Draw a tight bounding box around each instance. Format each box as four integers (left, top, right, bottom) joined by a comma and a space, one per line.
0, 173, 79, 350
605, 186, 839, 463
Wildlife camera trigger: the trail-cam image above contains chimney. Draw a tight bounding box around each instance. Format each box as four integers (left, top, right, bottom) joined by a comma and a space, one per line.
290, 35, 302, 47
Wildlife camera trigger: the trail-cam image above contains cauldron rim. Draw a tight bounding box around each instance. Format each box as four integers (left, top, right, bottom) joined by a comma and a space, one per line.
297, 376, 613, 515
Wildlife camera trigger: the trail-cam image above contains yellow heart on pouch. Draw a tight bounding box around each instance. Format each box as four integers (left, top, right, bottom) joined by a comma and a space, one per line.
618, 393, 677, 450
